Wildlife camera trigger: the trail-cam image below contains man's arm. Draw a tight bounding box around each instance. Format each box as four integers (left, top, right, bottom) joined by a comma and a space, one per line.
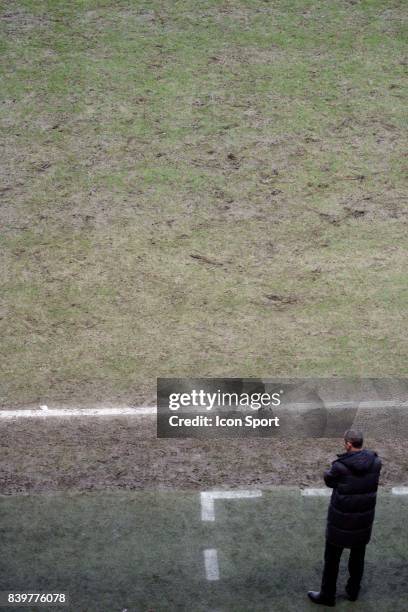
324, 461, 341, 488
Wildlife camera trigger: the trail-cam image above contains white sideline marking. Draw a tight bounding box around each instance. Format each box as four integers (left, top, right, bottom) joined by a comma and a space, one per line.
200, 489, 262, 521
305, 400, 408, 409
303, 487, 408, 497
0, 399, 406, 419
204, 549, 220, 581
0, 406, 156, 419
301, 488, 331, 496
392, 487, 408, 495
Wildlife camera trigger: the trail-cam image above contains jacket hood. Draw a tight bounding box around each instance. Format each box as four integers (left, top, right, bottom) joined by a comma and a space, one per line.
336, 449, 377, 474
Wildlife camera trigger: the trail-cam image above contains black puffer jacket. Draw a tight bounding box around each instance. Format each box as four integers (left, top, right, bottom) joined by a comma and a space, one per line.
324, 449, 382, 548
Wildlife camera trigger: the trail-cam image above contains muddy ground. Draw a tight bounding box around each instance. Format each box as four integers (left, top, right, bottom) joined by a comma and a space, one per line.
0, 416, 406, 494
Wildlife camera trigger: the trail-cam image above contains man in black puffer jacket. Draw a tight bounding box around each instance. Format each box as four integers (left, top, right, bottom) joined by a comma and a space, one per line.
308, 430, 382, 606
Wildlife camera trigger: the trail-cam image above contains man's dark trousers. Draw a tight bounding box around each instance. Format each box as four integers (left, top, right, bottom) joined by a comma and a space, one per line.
321, 540, 366, 599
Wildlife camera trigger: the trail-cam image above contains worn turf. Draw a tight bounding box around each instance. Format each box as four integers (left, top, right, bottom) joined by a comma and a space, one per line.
1, 416, 407, 494
0, 489, 406, 611
1, 1, 407, 406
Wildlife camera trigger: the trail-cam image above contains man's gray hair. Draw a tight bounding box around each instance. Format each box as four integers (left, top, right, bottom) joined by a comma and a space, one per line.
344, 429, 364, 449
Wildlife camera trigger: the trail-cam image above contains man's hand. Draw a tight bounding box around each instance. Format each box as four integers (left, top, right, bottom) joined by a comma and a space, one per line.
324, 462, 341, 488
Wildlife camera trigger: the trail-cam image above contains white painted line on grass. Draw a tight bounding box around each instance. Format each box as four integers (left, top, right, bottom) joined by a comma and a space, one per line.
301, 488, 331, 496
200, 489, 262, 521
392, 487, 408, 495
204, 549, 220, 581
0, 399, 406, 419
0, 406, 156, 419
302, 487, 408, 497
309, 400, 408, 410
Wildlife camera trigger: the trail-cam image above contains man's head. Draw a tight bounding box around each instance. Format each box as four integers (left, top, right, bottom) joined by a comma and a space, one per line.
344, 429, 364, 452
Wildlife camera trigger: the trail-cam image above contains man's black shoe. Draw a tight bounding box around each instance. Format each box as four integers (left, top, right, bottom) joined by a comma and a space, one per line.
307, 591, 335, 607
345, 586, 359, 601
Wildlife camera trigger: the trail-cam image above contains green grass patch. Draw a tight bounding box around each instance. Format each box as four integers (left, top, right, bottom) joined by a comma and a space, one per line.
0, 489, 406, 611
0, 0, 407, 405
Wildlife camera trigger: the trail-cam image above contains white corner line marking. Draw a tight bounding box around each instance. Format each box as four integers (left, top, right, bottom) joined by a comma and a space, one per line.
301, 488, 331, 496
204, 549, 220, 581
200, 489, 262, 522
392, 487, 408, 495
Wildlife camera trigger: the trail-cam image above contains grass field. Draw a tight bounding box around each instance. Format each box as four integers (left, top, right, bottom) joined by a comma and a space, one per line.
1, 0, 407, 407
0, 488, 407, 611
1, 5, 406, 611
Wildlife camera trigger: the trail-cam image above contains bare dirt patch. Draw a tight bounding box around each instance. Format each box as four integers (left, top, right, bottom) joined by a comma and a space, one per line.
0, 417, 405, 494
